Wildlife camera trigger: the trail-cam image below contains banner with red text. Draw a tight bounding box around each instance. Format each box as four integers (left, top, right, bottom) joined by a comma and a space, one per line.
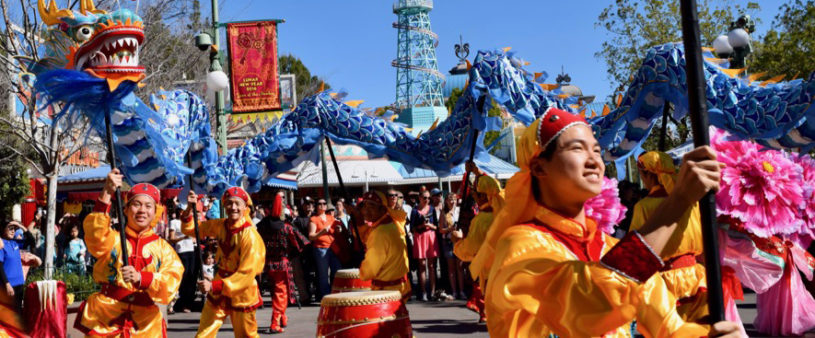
226, 21, 281, 113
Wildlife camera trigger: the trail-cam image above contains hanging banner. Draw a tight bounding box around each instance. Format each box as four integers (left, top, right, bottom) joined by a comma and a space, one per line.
226, 21, 281, 113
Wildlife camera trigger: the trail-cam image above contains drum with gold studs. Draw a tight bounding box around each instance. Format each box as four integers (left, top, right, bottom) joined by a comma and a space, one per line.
331, 268, 372, 293
317, 290, 411, 338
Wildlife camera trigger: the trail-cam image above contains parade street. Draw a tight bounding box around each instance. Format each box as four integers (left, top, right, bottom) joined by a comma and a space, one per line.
64, 290, 803, 337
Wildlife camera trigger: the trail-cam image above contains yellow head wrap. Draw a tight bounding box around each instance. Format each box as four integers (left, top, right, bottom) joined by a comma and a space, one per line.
361, 190, 407, 235
471, 118, 543, 279
476, 174, 505, 213
637, 151, 677, 193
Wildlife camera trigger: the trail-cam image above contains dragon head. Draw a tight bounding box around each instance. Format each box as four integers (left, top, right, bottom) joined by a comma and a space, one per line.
38, 0, 145, 91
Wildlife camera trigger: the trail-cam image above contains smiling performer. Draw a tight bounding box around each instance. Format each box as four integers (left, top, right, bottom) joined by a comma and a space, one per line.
182, 187, 265, 338
472, 108, 742, 337
75, 169, 184, 337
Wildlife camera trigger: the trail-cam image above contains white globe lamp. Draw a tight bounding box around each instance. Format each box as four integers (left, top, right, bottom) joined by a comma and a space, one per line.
712, 35, 733, 57
727, 28, 750, 48
206, 70, 230, 92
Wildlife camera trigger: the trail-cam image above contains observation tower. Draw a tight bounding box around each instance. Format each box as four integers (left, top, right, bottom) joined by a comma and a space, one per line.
392, 0, 447, 134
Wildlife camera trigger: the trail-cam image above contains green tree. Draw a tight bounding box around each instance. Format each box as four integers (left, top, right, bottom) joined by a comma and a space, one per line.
595, 1, 757, 153
278, 54, 331, 103
0, 133, 29, 217
750, 0, 815, 79
595, 1, 760, 96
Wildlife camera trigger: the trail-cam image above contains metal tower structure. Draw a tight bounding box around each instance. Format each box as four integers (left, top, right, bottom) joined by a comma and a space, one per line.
392, 0, 447, 134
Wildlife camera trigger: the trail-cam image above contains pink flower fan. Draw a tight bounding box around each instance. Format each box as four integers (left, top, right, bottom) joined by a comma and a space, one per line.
790, 154, 815, 245
585, 176, 627, 235
712, 128, 806, 238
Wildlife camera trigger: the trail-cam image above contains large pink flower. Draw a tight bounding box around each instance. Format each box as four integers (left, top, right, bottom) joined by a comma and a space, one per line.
585, 177, 627, 235
712, 128, 806, 238
791, 153, 815, 245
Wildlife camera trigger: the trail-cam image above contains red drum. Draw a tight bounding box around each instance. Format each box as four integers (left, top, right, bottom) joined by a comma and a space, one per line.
317, 291, 412, 338
331, 268, 372, 293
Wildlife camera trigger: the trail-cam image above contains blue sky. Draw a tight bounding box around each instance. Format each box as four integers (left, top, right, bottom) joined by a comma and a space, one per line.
219, 1, 785, 108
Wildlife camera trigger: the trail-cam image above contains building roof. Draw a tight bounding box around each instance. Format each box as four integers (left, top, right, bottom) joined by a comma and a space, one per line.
58, 164, 111, 183
58, 164, 297, 190
443, 73, 468, 98
296, 150, 519, 188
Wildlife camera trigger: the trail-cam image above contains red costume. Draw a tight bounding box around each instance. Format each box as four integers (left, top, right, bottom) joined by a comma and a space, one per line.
257, 195, 308, 333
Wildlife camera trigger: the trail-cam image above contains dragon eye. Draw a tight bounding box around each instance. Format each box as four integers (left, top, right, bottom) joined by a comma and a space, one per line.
75, 25, 94, 42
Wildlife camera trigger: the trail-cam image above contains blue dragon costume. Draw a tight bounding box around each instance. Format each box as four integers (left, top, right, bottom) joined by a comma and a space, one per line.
31, 2, 815, 198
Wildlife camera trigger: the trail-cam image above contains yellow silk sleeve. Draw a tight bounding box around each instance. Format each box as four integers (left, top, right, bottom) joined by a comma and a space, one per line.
83, 212, 117, 259
486, 226, 702, 338
143, 240, 184, 304
181, 218, 221, 239
359, 226, 386, 281
453, 212, 494, 263
220, 227, 266, 298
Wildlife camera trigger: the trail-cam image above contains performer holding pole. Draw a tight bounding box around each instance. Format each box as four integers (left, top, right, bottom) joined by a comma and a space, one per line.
182, 187, 265, 338
351, 191, 412, 303
473, 108, 741, 337
74, 169, 184, 336
679, 0, 726, 322
452, 161, 504, 323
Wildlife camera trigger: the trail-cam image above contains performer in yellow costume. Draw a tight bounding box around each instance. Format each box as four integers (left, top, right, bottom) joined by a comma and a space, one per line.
453, 161, 505, 265
355, 191, 412, 303
452, 161, 505, 322
631, 151, 708, 323
75, 169, 184, 337
182, 187, 266, 338
471, 108, 742, 337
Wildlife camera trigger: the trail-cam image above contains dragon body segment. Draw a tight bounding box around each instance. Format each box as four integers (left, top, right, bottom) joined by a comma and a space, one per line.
31, 1, 815, 195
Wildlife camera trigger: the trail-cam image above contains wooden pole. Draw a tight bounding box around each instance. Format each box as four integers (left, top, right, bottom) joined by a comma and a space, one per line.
658, 103, 670, 151
104, 108, 129, 266
325, 137, 363, 259
680, 0, 725, 322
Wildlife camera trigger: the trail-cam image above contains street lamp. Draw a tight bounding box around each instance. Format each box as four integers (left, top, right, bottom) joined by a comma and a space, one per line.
194, 0, 228, 155
712, 14, 755, 69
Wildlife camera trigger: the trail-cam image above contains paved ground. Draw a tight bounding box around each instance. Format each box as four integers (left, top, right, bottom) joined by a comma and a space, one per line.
65, 290, 815, 337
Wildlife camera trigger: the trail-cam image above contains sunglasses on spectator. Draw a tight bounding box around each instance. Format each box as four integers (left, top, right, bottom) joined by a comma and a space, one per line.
388, 193, 398, 197
420, 196, 429, 200
317, 202, 327, 205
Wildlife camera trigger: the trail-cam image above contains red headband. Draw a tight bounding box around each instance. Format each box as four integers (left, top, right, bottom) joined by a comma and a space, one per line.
223, 186, 250, 204
537, 107, 590, 150
127, 183, 160, 203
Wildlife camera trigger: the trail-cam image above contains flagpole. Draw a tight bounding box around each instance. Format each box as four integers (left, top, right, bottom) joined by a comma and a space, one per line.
679, 0, 725, 322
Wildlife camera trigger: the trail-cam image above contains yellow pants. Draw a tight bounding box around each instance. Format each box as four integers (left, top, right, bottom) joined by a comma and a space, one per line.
661, 263, 708, 324
75, 292, 165, 337
371, 280, 412, 304
196, 299, 259, 338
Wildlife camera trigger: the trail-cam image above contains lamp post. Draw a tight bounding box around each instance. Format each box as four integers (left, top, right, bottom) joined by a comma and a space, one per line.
712, 14, 755, 70
195, 0, 229, 155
